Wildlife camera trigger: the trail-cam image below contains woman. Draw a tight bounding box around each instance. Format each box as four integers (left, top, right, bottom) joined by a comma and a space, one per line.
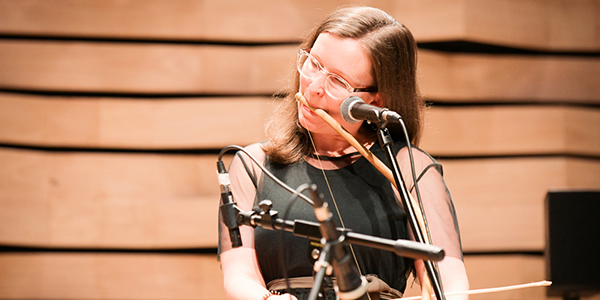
219, 6, 468, 300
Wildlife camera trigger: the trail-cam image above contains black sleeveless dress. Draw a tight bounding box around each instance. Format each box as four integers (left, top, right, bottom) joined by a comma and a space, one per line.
252, 141, 413, 297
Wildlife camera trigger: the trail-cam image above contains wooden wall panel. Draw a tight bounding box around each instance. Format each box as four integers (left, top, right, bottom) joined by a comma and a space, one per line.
3, 93, 598, 156
0, 40, 295, 94
421, 105, 600, 157
0, 93, 276, 149
3, 144, 599, 251
1, 0, 598, 51
442, 157, 600, 252
1, 40, 598, 102
5, 254, 600, 300
404, 255, 559, 300
0, 253, 225, 300
0, 0, 349, 43
1, 1, 599, 299
395, 0, 600, 51
461, 0, 600, 51
0, 147, 222, 248
418, 51, 600, 103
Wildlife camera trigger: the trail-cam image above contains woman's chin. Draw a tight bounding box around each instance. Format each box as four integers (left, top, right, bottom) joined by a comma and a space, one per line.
298, 117, 316, 132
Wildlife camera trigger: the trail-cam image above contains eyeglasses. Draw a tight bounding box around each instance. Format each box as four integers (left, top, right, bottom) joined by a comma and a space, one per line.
297, 49, 378, 100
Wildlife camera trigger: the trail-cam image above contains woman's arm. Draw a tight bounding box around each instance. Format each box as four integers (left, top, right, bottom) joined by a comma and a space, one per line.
219, 143, 297, 300
414, 257, 469, 300
397, 147, 469, 300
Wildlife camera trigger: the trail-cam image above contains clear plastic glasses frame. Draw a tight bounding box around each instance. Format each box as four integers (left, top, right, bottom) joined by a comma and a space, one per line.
297, 49, 377, 100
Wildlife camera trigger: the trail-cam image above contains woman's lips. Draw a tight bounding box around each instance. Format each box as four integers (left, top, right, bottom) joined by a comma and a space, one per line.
300, 102, 317, 116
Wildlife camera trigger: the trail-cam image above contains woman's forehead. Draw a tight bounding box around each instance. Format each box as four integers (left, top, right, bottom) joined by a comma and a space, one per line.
310, 33, 374, 87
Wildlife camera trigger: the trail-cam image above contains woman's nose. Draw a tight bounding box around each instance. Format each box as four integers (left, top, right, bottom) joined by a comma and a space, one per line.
305, 73, 327, 98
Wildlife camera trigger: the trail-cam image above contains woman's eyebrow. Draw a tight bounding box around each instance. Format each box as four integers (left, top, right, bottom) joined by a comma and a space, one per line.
311, 52, 359, 85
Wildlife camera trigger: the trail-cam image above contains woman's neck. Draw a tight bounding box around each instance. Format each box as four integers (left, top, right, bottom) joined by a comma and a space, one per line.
309, 134, 348, 155
308, 131, 375, 158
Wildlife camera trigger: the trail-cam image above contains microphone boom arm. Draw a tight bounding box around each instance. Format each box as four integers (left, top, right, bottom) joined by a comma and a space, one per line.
237, 200, 445, 262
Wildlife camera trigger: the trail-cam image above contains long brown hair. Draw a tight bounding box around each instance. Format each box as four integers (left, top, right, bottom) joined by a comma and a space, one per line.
263, 6, 424, 164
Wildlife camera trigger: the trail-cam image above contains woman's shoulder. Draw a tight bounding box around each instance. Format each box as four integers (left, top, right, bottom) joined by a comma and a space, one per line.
229, 142, 269, 185
233, 142, 267, 165
245, 142, 266, 153
396, 146, 443, 175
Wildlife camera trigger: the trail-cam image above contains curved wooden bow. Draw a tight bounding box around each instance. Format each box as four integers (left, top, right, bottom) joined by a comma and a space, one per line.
295, 92, 436, 300
295, 93, 553, 299
402, 280, 552, 300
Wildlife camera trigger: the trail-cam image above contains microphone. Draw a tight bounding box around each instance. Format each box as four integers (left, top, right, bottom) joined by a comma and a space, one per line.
217, 160, 243, 248
340, 96, 401, 124
309, 184, 369, 300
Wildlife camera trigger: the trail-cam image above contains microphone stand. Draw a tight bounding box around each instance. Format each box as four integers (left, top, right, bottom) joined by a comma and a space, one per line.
237, 199, 445, 300
372, 119, 446, 300
309, 184, 368, 300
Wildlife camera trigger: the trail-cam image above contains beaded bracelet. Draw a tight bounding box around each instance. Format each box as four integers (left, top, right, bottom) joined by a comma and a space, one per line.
260, 290, 281, 300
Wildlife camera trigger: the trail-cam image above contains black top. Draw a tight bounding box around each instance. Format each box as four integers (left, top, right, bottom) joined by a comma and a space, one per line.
253, 141, 413, 293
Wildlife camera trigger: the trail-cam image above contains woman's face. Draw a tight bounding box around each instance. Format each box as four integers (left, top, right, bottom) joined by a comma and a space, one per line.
298, 32, 380, 138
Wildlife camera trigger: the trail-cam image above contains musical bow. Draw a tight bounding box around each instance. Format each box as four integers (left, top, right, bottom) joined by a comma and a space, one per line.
294, 92, 554, 300
295, 92, 439, 300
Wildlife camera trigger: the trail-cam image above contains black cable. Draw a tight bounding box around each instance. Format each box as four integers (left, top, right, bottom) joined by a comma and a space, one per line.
396, 117, 444, 297
410, 162, 443, 193
278, 183, 314, 295
218, 122, 440, 295
398, 118, 432, 241
218, 145, 316, 296
217, 145, 314, 206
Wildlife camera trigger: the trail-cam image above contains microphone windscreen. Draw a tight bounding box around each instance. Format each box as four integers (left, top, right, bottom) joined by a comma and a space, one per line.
340, 96, 364, 124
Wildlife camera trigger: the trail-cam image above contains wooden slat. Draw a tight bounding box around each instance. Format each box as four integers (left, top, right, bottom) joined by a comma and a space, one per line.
2, 145, 600, 251
0, 252, 225, 300
404, 255, 556, 300
0, 93, 276, 149
4, 254, 600, 300
7, 252, 600, 300
0, 253, 549, 300
461, 0, 600, 51
441, 157, 600, 252
1, 40, 598, 101
418, 51, 600, 103
0, 0, 347, 43
0, 147, 224, 248
421, 105, 600, 157
3, 93, 599, 156
0, 40, 295, 94
394, 0, 600, 52
1, 0, 598, 51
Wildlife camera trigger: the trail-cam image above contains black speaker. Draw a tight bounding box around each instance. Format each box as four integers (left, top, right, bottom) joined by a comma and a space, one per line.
545, 190, 600, 299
